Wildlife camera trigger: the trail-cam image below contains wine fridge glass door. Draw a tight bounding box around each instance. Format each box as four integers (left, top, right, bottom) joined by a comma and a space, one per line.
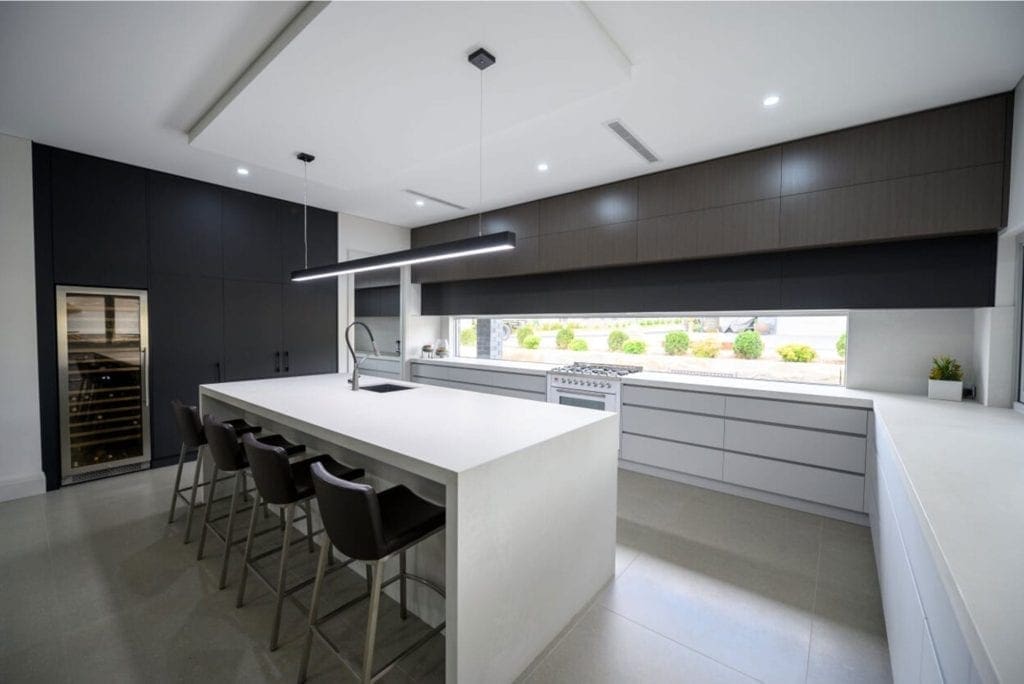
56, 286, 150, 483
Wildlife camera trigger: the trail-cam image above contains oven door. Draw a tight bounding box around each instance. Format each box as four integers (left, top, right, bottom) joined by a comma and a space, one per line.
549, 386, 617, 412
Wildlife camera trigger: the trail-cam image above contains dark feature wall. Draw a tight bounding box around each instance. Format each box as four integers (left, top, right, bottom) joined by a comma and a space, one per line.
411, 92, 1012, 313
33, 145, 339, 490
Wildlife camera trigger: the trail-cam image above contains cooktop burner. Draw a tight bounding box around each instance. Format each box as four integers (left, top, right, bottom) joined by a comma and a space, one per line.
548, 362, 643, 378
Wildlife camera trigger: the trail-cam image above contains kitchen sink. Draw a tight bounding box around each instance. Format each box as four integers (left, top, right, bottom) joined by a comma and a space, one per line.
362, 383, 414, 393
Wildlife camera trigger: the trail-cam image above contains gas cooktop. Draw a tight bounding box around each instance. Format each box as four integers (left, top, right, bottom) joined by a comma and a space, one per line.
548, 362, 643, 378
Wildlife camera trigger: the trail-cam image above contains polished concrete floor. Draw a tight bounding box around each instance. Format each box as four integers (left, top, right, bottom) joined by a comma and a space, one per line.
0, 465, 890, 683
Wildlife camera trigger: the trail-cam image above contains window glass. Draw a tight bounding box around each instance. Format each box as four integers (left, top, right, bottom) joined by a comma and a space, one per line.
455, 315, 848, 386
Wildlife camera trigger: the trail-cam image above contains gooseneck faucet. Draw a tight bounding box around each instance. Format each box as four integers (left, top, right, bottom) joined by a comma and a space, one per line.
344, 321, 380, 391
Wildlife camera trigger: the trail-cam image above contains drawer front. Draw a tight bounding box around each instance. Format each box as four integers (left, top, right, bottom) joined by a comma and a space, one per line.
420, 377, 544, 402
724, 420, 866, 473
361, 358, 401, 372
723, 452, 865, 510
725, 396, 868, 434
446, 367, 546, 393
622, 405, 724, 448
409, 363, 448, 381
621, 433, 724, 480
622, 384, 726, 415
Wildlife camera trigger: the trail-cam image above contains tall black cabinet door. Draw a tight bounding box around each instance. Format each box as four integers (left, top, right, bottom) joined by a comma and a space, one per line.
222, 189, 281, 282
148, 172, 222, 277
223, 279, 282, 380
283, 280, 337, 375
281, 204, 338, 279
50, 149, 148, 288
149, 273, 223, 462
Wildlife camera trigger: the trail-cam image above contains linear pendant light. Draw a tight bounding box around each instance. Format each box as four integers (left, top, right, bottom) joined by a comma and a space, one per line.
291, 45, 512, 283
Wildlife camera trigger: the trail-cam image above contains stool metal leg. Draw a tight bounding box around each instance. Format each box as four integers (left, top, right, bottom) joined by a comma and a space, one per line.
399, 551, 408, 620
183, 445, 206, 544
362, 559, 385, 684
167, 442, 187, 523
298, 539, 332, 683
270, 503, 297, 651
303, 499, 314, 554
218, 471, 244, 589
236, 491, 262, 608
196, 464, 220, 561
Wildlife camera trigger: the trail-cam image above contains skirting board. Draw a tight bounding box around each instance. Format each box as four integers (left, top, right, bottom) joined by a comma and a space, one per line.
0, 470, 46, 503
619, 461, 869, 526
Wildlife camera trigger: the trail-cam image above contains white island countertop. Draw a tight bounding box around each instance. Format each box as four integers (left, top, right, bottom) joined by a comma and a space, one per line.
201, 373, 613, 482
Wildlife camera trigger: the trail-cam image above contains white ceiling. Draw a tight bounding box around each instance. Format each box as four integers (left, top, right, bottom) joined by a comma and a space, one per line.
3, 2, 1024, 229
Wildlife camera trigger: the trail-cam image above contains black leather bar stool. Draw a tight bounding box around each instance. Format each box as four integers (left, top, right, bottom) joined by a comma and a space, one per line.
298, 462, 446, 684
197, 416, 306, 589
168, 400, 260, 543
238, 433, 365, 650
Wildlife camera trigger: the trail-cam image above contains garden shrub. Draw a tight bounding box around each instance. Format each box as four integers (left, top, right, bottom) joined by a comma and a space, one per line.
691, 339, 719, 358
569, 339, 588, 352
521, 335, 541, 350
777, 344, 816, 363
607, 329, 628, 351
732, 330, 763, 359
621, 340, 647, 354
662, 331, 690, 356
516, 325, 534, 345
555, 327, 575, 349
459, 327, 477, 347
836, 333, 847, 359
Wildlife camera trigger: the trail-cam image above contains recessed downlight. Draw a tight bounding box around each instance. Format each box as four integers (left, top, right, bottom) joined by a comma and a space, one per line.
762, 94, 781, 108
537, 162, 549, 172
236, 167, 250, 176
415, 200, 425, 207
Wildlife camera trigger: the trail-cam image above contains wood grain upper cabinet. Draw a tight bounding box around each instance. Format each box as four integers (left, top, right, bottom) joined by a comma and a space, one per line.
539, 179, 637, 234
221, 189, 281, 282
461, 202, 541, 279
147, 172, 222, 277
50, 149, 148, 288
638, 146, 781, 219
410, 215, 477, 282
781, 94, 1009, 195
638, 198, 780, 263
281, 204, 337, 280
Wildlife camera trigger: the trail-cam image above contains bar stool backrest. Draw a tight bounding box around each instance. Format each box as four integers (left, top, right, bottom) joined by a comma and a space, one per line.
311, 461, 387, 561
203, 415, 248, 472
171, 400, 205, 449
241, 433, 299, 505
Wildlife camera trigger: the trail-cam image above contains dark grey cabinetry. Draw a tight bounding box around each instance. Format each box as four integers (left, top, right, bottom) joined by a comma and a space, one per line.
50, 149, 148, 288
354, 285, 400, 317
222, 189, 281, 282
149, 272, 223, 460
281, 203, 338, 278
283, 280, 338, 376
223, 279, 283, 381
148, 172, 222, 277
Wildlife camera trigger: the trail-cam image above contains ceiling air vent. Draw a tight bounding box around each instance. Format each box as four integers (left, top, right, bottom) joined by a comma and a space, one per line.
605, 120, 659, 163
404, 189, 466, 211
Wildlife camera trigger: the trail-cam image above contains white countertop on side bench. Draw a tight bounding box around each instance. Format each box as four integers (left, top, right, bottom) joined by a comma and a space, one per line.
872, 395, 1024, 684
200, 374, 614, 480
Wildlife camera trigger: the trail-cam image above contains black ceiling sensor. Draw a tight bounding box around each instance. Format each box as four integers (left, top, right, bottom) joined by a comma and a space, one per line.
296, 152, 315, 163
468, 47, 496, 70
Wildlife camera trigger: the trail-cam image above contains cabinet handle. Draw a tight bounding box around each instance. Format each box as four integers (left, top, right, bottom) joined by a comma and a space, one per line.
274, 351, 281, 373
283, 351, 290, 373
215, 361, 222, 382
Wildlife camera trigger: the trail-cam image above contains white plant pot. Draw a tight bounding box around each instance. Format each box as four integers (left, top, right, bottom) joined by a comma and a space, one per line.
928, 379, 963, 402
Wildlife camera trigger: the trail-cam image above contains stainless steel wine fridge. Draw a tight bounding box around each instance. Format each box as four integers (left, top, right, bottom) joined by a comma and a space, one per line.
56, 286, 150, 484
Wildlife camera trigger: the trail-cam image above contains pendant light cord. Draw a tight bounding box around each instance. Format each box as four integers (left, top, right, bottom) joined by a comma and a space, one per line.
302, 158, 309, 270
478, 67, 484, 237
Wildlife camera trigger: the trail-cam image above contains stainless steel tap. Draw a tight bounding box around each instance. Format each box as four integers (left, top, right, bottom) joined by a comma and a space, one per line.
345, 321, 380, 391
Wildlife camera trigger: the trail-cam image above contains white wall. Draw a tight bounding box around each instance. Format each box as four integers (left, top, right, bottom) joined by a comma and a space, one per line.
847, 309, 976, 396
0, 133, 46, 502
336, 213, 411, 372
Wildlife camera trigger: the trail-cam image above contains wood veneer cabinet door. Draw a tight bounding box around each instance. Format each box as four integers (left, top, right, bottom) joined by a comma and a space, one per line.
780, 94, 1008, 195
780, 163, 1004, 249
638, 146, 781, 219
537, 223, 637, 272
482, 201, 539, 238
538, 179, 638, 234
637, 198, 780, 262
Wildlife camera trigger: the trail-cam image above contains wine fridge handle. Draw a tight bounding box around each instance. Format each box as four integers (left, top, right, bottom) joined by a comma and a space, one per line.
141, 347, 150, 407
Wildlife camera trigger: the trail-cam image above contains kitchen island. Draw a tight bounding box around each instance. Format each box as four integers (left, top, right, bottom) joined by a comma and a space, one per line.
199, 373, 619, 683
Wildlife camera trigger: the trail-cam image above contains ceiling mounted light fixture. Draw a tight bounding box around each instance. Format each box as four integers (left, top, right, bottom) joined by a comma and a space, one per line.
236, 167, 249, 176
290, 45, 515, 283
762, 94, 781, 107
537, 162, 549, 172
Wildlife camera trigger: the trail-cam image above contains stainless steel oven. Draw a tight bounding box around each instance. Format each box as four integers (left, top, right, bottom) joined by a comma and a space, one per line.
546, 363, 642, 412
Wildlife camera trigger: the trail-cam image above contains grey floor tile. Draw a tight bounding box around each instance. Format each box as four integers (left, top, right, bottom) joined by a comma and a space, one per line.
807, 587, 891, 684
527, 605, 756, 684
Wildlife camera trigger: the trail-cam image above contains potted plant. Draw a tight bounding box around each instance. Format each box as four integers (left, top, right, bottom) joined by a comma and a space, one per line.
927, 356, 963, 401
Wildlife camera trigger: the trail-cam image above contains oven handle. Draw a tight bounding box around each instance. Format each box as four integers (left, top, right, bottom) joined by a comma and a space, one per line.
552, 387, 610, 399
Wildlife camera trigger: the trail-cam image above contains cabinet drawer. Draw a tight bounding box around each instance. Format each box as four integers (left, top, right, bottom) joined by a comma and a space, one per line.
361, 358, 401, 373
724, 420, 866, 473
446, 367, 546, 393
409, 363, 448, 381
723, 452, 865, 511
622, 384, 726, 415
621, 433, 723, 480
621, 406, 724, 448
426, 378, 543, 402
725, 396, 868, 434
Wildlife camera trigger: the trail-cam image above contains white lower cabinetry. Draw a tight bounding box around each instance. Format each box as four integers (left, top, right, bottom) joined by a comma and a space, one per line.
409, 361, 546, 402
